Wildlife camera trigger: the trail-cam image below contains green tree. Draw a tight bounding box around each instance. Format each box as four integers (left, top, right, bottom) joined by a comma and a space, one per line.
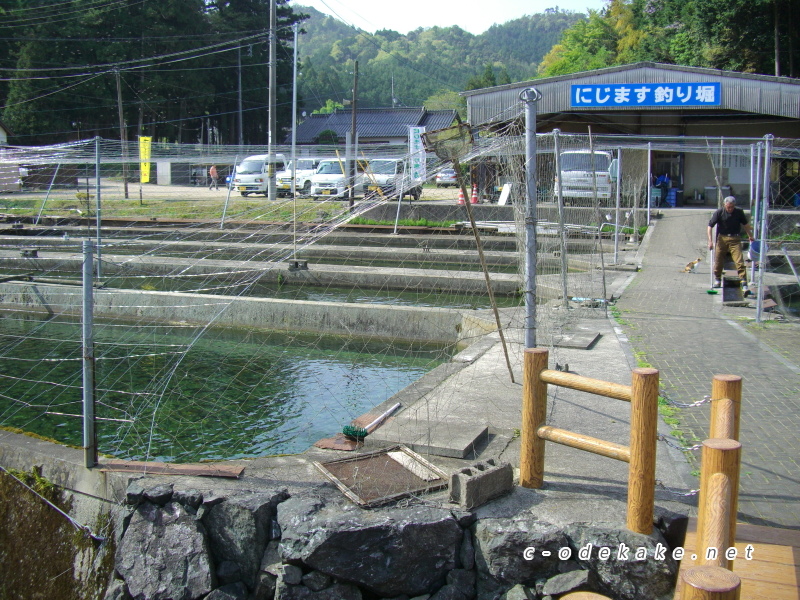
538, 11, 617, 76
313, 99, 345, 114
423, 89, 466, 120
0, 0, 307, 144
316, 129, 339, 144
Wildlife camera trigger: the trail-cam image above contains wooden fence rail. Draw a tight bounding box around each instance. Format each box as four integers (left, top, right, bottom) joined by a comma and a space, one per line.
520, 347, 659, 535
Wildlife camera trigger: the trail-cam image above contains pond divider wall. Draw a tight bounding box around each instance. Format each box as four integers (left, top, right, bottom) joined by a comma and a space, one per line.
0, 282, 495, 345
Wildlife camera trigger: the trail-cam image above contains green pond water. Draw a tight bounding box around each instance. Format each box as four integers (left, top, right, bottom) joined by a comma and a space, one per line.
0, 314, 451, 462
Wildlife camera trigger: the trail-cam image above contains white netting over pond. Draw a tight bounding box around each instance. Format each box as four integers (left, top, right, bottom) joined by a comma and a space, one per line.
0, 131, 796, 464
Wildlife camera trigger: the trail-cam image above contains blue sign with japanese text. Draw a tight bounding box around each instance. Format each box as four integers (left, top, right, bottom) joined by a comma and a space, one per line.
570, 82, 721, 107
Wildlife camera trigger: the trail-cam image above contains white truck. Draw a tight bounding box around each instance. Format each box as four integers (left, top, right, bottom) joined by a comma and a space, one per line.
555, 150, 617, 205
232, 154, 286, 197
364, 158, 422, 201
309, 159, 366, 199
276, 157, 322, 197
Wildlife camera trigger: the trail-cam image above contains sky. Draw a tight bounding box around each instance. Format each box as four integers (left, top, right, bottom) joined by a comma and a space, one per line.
290, 0, 609, 36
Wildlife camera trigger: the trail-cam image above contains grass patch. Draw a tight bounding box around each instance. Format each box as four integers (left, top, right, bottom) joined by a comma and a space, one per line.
349, 217, 458, 228
609, 305, 633, 327
0, 195, 351, 223
774, 231, 800, 243
633, 351, 652, 369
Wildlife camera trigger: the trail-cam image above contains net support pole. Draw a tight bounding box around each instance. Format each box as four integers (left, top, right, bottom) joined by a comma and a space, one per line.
82, 240, 97, 468
520, 87, 541, 348
756, 135, 772, 323
750, 143, 762, 285
267, 0, 277, 202
614, 147, 622, 265
35, 163, 60, 225
553, 130, 569, 308
291, 22, 299, 260
646, 142, 652, 225
455, 159, 515, 384
220, 155, 238, 230
95, 136, 102, 280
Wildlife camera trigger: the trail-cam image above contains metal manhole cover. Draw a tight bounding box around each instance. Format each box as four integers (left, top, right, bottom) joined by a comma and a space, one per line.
314, 445, 449, 507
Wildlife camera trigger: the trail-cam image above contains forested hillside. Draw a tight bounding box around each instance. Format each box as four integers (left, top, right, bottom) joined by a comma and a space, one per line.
539, 0, 797, 78
295, 6, 584, 114
0, 0, 794, 145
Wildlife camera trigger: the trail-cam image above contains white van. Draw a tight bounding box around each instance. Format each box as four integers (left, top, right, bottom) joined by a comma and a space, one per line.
555, 150, 618, 205
276, 157, 322, 197
232, 154, 286, 197
309, 159, 366, 199
365, 158, 422, 201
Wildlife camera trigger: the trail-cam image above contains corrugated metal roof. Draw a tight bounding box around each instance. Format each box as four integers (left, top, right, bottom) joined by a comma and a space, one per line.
290, 108, 456, 143
464, 62, 800, 126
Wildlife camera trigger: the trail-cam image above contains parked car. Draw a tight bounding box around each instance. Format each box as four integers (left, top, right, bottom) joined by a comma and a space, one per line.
365, 158, 422, 201
232, 154, 286, 197
276, 157, 322, 197
309, 159, 367, 199
435, 168, 458, 187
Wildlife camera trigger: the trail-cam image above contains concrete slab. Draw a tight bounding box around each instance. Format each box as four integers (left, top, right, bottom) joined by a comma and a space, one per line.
367, 418, 489, 459
554, 329, 601, 349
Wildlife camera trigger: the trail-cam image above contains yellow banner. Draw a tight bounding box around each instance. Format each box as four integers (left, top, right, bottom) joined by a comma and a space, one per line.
139, 136, 152, 183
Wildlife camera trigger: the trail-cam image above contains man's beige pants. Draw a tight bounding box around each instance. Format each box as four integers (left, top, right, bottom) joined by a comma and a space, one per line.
714, 235, 746, 281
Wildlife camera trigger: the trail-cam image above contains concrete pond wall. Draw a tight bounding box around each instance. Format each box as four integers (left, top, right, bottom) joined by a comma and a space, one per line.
0, 282, 496, 346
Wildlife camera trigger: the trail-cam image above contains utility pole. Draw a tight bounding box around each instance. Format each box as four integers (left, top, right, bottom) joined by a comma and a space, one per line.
348, 60, 358, 209
238, 46, 244, 146
774, 0, 780, 77
267, 0, 277, 201
115, 69, 129, 199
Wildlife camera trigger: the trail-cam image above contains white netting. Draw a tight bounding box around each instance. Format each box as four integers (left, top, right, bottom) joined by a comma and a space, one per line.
0, 131, 796, 465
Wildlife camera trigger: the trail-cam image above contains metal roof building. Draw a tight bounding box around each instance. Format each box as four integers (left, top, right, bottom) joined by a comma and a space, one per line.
462, 63, 800, 207
288, 107, 457, 146
463, 62, 800, 138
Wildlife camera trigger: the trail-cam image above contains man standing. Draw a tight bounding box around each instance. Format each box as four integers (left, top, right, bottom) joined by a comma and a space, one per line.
208, 165, 219, 190
707, 196, 754, 291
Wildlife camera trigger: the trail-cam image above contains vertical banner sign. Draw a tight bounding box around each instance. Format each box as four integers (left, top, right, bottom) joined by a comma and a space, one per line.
408, 126, 426, 184
139, 136, 152, 183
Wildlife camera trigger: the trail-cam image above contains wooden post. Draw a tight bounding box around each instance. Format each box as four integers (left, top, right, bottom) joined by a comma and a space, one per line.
699, 472, 732, 568
520, 348, 548, 488
561, 593, 613, 599
627, 367, 659, 535
680, 565, 741, 600
696, 438, 742, 562
710, 375, 742, 440
709, 398, 736, 439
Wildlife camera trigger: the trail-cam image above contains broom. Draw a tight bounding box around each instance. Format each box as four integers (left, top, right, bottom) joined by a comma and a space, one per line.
342, 402, 401, 440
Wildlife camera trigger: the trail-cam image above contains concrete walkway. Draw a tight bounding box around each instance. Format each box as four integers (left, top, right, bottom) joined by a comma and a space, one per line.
615, 208, 800, 529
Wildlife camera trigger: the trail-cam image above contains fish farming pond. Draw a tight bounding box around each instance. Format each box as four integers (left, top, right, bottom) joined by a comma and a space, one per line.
0, 313, 454, 462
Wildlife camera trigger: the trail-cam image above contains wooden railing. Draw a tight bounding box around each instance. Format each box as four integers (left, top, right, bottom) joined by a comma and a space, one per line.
699, 374, 743, 568
520, 348, 659, 535
679, 374, 744, 600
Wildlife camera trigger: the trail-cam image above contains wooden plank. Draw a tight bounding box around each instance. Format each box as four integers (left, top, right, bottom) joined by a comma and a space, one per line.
733, 523, 800, 548
99, 459, 244, 478
675, 518, 800, 600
